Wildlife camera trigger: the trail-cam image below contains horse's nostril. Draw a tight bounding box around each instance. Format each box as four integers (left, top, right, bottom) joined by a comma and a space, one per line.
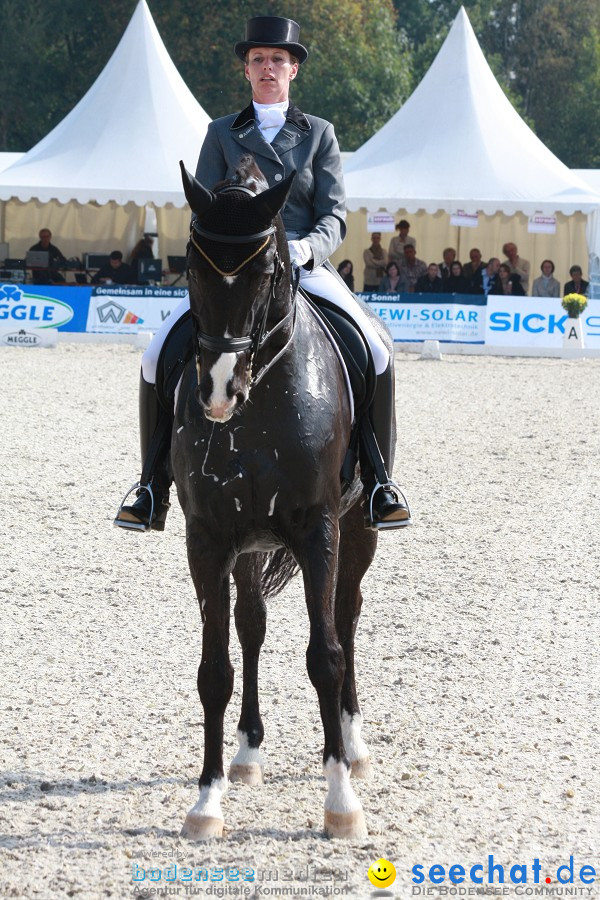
236, 391, 246, 405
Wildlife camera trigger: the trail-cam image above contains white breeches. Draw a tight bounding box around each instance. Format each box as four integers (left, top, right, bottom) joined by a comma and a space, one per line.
141, 264, 389, 384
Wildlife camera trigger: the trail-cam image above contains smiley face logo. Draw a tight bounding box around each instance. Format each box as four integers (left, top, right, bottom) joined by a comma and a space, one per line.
368, 858, 396, 888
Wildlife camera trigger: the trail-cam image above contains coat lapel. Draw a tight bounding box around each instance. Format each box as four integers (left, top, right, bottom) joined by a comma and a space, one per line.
230, 102, 281, 165
229, 101, 312, 163
271, 102, 311, 156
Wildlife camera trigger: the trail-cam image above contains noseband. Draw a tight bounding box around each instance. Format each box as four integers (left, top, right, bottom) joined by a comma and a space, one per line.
188, 184, 297, 385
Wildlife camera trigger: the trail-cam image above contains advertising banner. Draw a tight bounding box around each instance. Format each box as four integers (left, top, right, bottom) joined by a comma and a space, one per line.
485, 296, 600, 349
366, 213, 395, 232
85, 285, 187, 333
0, 282, 90, 333
362, 293, 486, 343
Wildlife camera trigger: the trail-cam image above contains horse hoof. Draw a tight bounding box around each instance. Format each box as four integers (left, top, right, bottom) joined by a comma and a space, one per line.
229, 762, 263, 785
350, 757, 372, 780
180, 813, 224, 841
324, 808, 368, 840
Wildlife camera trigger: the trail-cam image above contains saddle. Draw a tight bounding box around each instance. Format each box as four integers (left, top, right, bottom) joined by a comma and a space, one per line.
154, 297, 376, 419
154, 295, 376, 493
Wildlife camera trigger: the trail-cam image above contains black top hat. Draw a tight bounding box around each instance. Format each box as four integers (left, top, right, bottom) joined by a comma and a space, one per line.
234, 16, 308, 64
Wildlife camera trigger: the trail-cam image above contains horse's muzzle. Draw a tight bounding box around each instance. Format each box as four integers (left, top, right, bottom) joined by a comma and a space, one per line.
199, 389, 248, 423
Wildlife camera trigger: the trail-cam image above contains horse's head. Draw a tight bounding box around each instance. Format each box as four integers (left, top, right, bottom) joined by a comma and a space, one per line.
180, 156, 295, 423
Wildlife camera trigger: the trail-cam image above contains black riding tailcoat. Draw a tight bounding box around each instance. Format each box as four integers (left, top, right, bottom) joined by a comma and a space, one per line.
195, 102, 346, 269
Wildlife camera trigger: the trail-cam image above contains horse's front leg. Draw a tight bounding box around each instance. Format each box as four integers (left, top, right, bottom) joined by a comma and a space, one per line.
229, 553, 266, 785
336, 500, 378, 779
294, 515, 367, 840
181, 533, 234, 841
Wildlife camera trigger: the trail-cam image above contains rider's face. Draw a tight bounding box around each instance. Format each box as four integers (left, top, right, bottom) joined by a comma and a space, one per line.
245, 47, 298, 104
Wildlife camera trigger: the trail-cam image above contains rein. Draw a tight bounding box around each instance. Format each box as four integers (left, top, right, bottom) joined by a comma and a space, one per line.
188, 183, 299, 385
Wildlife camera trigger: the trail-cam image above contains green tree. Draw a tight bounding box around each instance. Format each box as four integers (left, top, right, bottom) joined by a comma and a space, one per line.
154, 0, 411, 150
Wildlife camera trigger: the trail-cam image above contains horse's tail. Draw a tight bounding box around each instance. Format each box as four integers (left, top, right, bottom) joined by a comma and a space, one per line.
261, 549, 300, 599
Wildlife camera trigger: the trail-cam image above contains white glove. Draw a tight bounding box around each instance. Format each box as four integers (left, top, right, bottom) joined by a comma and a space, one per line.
288, 239, 313, 267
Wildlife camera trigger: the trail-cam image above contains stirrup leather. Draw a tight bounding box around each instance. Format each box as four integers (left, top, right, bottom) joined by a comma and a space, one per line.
368, 480, 413, 531
113, 481, 155, 532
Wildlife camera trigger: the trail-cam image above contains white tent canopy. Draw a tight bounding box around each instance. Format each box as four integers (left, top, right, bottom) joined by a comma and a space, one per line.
0, 0, 210, 208
343, 7, 600, 217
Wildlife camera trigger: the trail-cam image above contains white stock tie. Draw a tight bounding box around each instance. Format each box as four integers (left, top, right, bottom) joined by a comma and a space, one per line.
255, 104, 287, 142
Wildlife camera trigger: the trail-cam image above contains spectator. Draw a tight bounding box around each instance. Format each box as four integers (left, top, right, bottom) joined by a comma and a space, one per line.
532, 260, 560, 298
438, 247, 456, 281
399, 243, 427, 293
362, 232, 387, 291
443, 261, 470, 293
415, 263, 443, 293
489, 263, 525, 296
462, 248, 485, 286
387, 219, 416, 268
502, 242, 530, 293
563, 265, 589, 297
91, 250, 136, 285
379, 261, 406, 294
471, 257, 501, 296
28, 227, 66, 284
130, 234, 155, 283
336, 259, 354, 291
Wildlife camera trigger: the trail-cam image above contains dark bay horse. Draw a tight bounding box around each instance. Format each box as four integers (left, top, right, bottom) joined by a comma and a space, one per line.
173, 156, 390, 840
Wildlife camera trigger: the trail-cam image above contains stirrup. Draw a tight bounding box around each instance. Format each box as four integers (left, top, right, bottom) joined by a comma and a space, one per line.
368, 480, 413, 531
113, 482, 155, 532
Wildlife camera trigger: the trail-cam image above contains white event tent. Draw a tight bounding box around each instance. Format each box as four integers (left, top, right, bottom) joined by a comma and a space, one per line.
0, 0, 209, 263
336, 7, 600, 287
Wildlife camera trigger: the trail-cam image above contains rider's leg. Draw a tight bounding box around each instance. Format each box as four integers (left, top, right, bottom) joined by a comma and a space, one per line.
114, 296, 190, 532
115, 373, 172, 530
298, 265, 410, 527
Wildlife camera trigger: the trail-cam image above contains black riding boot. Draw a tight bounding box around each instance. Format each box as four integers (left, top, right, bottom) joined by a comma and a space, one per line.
362, 360, 412, 530
114, 373, 172, 532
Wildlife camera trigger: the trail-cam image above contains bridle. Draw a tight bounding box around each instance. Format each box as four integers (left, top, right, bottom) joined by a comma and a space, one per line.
188, 184, 298, 386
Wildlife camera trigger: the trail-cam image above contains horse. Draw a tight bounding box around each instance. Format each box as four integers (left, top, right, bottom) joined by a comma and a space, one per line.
172, 155, 393, 840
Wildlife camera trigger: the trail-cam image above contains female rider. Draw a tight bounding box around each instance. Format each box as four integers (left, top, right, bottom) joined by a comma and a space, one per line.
115, 16, 410, 532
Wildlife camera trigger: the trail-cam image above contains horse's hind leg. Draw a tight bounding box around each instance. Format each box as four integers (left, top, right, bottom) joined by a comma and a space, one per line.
181, 538, 234, 842
336, 501, 378, 779
229, 554, 266, 785
293, 516, 367, 839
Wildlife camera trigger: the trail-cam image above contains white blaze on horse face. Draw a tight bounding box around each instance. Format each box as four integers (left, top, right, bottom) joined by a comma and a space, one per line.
206, 352, 238, 421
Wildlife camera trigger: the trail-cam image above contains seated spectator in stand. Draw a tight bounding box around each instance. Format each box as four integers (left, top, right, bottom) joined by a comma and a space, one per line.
129, 234, 154, 283
563, 265, 589, 297
443, 261, 470, 293
438, 247, 456, 281
379, 261, 406, 294
532, 259, 560, 297
502, 242, 530, 293
28, 227, 66, 284
415, 263, 443, 293
387, 219, 416, 267
462, 248, 485, 286
362, 232, 387, 291
399, 243, 427, 293
471, 257, 500, 296
91, 250, 136, 285
336, 259, 354, 291
489, 263, 525, 296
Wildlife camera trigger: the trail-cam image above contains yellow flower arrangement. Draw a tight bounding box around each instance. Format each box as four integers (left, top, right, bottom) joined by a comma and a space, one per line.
561, 293, 588, 318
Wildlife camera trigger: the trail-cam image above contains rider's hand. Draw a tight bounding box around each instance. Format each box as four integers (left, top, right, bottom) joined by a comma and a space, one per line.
288, 239, 313, 268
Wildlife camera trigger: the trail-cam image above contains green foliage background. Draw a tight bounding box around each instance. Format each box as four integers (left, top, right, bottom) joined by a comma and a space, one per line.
0, 0, 598, 165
